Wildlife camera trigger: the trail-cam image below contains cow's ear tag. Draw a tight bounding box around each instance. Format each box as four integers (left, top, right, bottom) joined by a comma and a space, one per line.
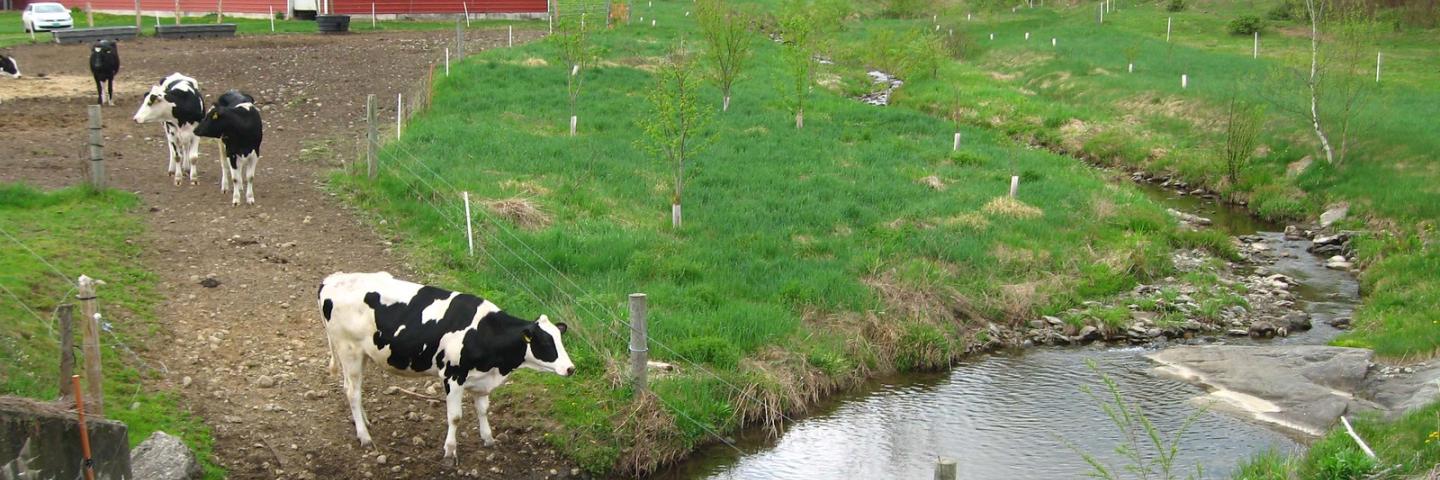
522, 333, 532, 344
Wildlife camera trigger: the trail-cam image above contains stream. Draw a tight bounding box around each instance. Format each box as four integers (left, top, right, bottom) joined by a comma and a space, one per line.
659, 184, 1361, 479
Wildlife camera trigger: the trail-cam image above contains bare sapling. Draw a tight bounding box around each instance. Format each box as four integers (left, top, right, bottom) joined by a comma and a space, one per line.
1281, 0, 1379, 165
696, 0, 754, 112
552, 16, 598, 136
638, 43, 713, 230
778, 0, 821, 129
1221, 94, 1265, 188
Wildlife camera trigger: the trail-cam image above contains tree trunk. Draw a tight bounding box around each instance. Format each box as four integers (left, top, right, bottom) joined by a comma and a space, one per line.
1306, 0, 1336, 164
722, 94, 730, 112
795, 108, 804, 129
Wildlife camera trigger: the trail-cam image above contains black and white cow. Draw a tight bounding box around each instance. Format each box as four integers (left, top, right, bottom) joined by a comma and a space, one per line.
317, 272, 575, 464
209, 89, 256, 193
132, 73, 204, 186
194, 98, 263, 205
0, 54, 19, 78
88, 40, 119, 106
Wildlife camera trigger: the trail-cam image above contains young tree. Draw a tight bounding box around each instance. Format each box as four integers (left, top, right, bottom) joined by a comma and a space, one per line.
1293, 0, 1378, 164
1221, 96, 1265, 187
696, 0, 753, 112
638, 43, 712, 229
552, 16, 598, 136
778, 1, 819, 129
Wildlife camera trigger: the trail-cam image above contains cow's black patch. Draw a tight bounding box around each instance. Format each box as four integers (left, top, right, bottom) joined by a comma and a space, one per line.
361, 286, 539, 387
195, 102, 263, 161
322, 299, 333, 321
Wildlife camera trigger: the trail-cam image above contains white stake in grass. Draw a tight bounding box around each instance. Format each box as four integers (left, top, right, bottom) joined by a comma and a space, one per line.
1376, 51, 1382, 82
1128, 62, 1134, 73
371, 3, 376, 27
1025, 32, 1030, 40
508, 25, 513, 47
445, 48, 450, 76
462, 2, 470, 27
1052, 37, 1057, 47
990, 32, 995, 40
396, 93, 403, 138
1253, 31, 1259, 58
1009, 175, 1020, 197
652, 19, 656, 27
269, 6, 275, 31
463, 191, 474, 256
953, 132, 962, 150
967, 13, 972, 21
1181, 73, 1188, 89
1166, 17, 1172, 42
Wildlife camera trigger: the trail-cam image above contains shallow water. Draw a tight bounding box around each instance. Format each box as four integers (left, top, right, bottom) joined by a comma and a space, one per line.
658, 185, 1360, 480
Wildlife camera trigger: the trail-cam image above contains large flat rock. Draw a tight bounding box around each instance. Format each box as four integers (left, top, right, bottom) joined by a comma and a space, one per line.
1147, 345, 1379, 436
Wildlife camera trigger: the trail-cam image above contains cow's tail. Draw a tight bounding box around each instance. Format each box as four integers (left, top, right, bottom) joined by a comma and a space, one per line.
318, 275, 340, 376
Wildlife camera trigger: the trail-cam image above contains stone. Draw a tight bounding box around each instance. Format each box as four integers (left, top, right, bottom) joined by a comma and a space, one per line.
1043, 315, 1064, 327
1320, 203, 1349, 228
384, 386, 400, 395
199, 277, 221, 288
1286, 155, 1312, 177
181, 376, 192, 387
255, 375, 277, 388
1282, 313, 1313, 331
1248, 322, 1279, 338
132, 431, 202, 480
1226, 329, 1250, 337
1283, 225, 1306, 240
1327, 317, 1352, 329
1148, 345, 1376, 436
1325, 256, 1353, 271
376, 455, 387, 465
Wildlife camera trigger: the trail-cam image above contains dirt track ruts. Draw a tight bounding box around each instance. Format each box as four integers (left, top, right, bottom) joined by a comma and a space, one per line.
0, 28, 579, 480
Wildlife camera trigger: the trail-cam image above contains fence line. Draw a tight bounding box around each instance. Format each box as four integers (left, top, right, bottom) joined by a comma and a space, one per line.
0, 224, 78, 287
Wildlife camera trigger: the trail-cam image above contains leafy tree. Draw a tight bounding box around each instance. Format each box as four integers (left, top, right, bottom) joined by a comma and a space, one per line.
696, 0, 754, 112
778, 0, 821, 129
638, 43, 712, 229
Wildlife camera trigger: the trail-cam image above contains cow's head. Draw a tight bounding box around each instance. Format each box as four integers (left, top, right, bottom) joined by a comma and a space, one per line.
0, 55, 19, 78
194, 104, 239, 139
520, 315, 575, 377
133, 83, 176, 124
91, 39, 117, 57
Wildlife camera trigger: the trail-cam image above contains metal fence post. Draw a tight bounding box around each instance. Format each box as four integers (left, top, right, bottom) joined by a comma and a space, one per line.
629, 293, 648, 394
366, 94, 377, 178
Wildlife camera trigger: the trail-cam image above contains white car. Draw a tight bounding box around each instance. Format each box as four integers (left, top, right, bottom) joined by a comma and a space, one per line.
22, 3, 74, 33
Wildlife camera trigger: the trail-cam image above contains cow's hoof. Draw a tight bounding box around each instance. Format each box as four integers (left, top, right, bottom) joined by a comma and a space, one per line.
482, 439, 496, 448
442, 456, 457, 468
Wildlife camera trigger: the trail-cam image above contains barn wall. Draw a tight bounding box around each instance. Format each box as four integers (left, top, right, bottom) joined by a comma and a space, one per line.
85, 0, 285, 15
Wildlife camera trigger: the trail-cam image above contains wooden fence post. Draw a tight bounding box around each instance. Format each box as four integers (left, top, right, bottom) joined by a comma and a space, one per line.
366, 94, 377, 178
58, 305, 76, 402
174, 0, 181, 24
134, 0, 141, 29
87, 105, 105, 189
934, 458, 957, 480
86, 3, 94, 27
217, 0, 223, 23
629, 293, 648, 394
77, 275, 103, 417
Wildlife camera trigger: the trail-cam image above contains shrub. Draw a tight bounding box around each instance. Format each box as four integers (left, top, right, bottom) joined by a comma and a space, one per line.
1267, 0, 1301, 21
1165, 0, 1186, 12
1228, 15, 1265, 35
883, 0, 932, 18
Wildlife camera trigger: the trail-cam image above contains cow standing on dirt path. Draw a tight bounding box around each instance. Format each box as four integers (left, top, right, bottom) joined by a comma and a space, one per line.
195, 96, 263, 205
210, 89, 256, 193
88, 40, 119, 106
317, 272, 576, 465
133, 73, 204, 186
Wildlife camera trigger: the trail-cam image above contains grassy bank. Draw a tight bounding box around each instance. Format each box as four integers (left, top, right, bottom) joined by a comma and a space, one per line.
0, 184, 222, 479
0, 10, 524, 48
326, 0, 1251, 473
831, 0, 1440, 358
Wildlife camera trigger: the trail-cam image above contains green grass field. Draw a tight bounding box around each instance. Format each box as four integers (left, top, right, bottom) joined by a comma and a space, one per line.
329, 0, 1260, 473
0, 184, 222, 479
0, 9, 521, 48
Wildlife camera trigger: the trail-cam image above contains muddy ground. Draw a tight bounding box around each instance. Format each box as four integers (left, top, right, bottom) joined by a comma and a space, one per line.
0, 29, 579, 479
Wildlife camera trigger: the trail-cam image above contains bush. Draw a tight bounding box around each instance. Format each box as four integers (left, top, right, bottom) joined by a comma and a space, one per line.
883, 0, 932, 18
1267, 0, 1301, 21
1166, 0, 1186, 12
1228, 15, 1265, 35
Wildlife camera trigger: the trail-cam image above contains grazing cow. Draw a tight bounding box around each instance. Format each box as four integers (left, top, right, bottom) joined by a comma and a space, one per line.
0, 54, 19, 78
210, 89, 256, 192
133, 73, 204, 186
317, 272, 575, 464
194, 98, 263, 205
88, 40, 119, 106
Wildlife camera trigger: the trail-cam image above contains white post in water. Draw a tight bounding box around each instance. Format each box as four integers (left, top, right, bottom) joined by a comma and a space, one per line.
1181, 73, 1188, 89
462, 191, 474, 256
1166, 17, 1172, 42
396, 93, 403, 138
1253, 31, 1259, 58
1009, 175, 1020, 197
1376, 51, 1382, 82
934, 458, 957, 480
445, 48, 450, 76
953, 132, 962, 150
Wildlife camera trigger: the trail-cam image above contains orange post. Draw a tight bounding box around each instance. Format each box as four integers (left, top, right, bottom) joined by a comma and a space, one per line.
72, 375, 96, 480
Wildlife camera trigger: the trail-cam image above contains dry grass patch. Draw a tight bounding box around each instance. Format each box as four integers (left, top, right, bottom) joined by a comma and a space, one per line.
918, 175, 946, 191
982, 196, 1044, 219
941, 212, 990, 230
1059, 118, 1093, 153
993, 244, 1051, 268
485, 197, 551, 230
1091, 194, 1119, 219
498, 178, 551, 196
615, 392, 688, 476
520, 57, 549, 67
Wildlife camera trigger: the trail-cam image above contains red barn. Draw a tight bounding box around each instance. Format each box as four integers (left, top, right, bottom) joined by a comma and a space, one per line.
74, 0, 545, 19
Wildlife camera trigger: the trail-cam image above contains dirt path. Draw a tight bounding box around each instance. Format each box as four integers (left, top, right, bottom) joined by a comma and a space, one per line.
0, 30, 576, 480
